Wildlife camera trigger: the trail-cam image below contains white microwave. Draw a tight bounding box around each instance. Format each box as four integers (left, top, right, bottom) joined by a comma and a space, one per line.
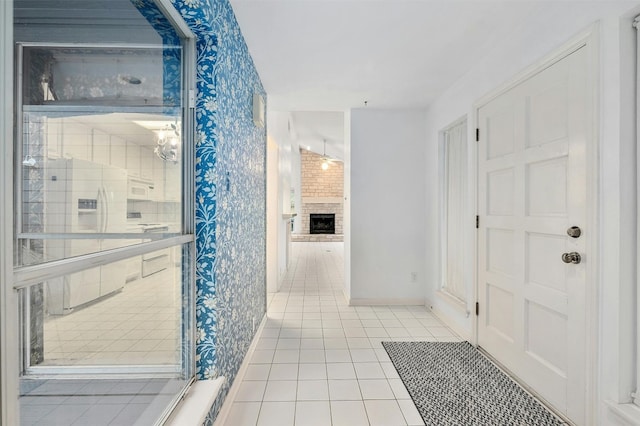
127, 178, 154, 200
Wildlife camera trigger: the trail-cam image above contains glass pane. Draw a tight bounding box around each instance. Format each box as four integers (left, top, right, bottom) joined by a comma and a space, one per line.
21, 46, 180, 107
19, 243, 192, 424
13, 1, 194, 424
18, 109, 183, 266
20, 377, 187, 425
444, 122, 467, 301
27, 246, 185, 367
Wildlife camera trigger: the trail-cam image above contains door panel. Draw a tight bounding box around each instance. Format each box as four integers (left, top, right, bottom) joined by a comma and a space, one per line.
477, 46, 588, 424
487, 168, 515, 215
527, 157, 568, 216
526, 232, 566, 292
486, 283, 514, 340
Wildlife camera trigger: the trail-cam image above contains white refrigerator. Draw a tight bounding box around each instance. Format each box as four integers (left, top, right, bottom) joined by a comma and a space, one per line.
44, 158, 128, 315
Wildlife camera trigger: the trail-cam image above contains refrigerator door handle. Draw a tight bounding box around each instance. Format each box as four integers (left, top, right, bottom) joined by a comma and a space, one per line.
96, 189, 103, 233
103, 187, 109, 232
98, 188, 106, 233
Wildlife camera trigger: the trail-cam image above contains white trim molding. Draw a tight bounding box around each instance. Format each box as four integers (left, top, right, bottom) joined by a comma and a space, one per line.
435, 290, 469, 316
166, 377, 226, 426
348, 298, 426, 306
472, 23, 600, 425
1, 1, 19, 425
604, 401, 640, 426
429, 302, 472, 342
635, 11, 640, 414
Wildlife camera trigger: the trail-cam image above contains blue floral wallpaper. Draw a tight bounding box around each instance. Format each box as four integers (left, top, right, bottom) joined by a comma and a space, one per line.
131, 0, 182, 108
171, 0, 267, 423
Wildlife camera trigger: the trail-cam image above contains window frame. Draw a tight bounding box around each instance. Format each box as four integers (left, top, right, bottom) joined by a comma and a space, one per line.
3, 0, 197, 424
1, 1, 18, 424
634, 13, 640, 410
439, 116, 469, 306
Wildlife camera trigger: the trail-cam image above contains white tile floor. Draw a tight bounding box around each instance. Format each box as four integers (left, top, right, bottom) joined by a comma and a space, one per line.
221, 242, 462, 426
20, 256, 186, 425
41, 261, 181, 366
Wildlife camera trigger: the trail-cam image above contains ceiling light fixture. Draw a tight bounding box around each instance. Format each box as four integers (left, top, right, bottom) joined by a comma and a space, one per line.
320, 139, 335, 171
155, 122, 180, 163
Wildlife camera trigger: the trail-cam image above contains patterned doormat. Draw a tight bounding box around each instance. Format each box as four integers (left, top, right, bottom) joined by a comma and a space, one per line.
382, 341, 564, 426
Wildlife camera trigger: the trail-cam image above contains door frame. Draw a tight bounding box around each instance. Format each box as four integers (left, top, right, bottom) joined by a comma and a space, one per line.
472, 24, 600, 424
0, 1, 18, 425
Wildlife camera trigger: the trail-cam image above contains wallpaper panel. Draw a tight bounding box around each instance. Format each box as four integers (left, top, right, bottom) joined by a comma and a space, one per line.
171, 0, 267, 423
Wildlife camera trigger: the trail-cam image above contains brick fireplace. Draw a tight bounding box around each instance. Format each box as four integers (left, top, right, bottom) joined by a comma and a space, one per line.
310, 213, 335, 234
293, 149, 344, 242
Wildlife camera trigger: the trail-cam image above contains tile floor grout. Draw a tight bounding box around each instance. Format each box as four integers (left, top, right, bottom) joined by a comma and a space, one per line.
221, 241, 461, 426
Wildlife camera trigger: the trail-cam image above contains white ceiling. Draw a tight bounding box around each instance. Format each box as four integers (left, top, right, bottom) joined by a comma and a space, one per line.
290, 111, 345, 159
230, 0, 633, 111
231, 0, 637, 154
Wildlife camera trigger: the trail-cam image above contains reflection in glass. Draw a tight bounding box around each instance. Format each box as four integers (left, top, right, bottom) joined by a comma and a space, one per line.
29, 246, 183, 367
21, 46, 181, 107
14, 0, 193, 424
18, 111, 183, 267
19, 243, 192, 424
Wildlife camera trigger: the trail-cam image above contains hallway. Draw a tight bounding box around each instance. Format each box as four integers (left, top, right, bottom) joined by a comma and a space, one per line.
221, 242, 461, 426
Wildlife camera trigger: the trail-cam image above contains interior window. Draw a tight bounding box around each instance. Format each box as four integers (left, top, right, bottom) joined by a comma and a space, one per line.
441, 119, 468, 303
13, 1, 194, 425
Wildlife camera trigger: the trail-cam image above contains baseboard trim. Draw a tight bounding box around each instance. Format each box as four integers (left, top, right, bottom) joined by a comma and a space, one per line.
349, 298, 426, 306
213, 313, 267, 426
429, 302, 472, 342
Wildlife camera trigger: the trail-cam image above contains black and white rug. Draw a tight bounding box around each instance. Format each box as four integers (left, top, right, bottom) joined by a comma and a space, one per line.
382, 341, 564, 426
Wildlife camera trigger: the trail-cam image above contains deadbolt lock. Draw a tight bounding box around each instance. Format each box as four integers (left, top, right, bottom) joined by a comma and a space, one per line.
562, 252, 581, 264
567, 226, 581, 238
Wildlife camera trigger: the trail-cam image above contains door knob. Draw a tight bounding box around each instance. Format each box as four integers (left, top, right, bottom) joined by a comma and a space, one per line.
562, 252, 581, 264
567, 226, 581, 238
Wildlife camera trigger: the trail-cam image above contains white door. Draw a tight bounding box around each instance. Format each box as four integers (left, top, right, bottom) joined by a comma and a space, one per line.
477, 45, 589, 424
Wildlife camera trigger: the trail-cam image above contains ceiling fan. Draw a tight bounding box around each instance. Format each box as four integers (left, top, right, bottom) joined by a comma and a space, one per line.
320, 139, 338, 170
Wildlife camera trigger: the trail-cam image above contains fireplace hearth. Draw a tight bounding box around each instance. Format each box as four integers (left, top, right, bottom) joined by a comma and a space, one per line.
310, 213, 335, 234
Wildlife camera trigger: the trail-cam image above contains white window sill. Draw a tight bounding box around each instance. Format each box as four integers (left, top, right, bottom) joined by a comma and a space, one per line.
604, 400, 640, 425
436, 289, 469, 315
166, 377, 226, 426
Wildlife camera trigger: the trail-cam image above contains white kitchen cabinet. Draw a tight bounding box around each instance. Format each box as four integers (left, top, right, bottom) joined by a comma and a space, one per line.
110, 135, 127, 170
125, 255, 142, 283
46, 117, 63, 159
140, 146, 154, 181
92, 129, 110, 166
151, 155, 165, 201
62, 118, 91, 160
126, 143, 141, 178
164, 161, 181, 202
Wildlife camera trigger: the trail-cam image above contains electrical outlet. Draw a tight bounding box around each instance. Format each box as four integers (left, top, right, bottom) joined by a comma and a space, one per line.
252, 316, 256, 333
411, 272, 417, 283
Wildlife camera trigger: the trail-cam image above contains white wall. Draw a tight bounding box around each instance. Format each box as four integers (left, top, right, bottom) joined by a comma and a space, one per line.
343, 110, 352, 299
422, 3, 640, 424
266, 134, 279, 293
290, 145, 302, 235
598, 9, 639, 426
266, 111, 301, 291
349, 109, 427, 303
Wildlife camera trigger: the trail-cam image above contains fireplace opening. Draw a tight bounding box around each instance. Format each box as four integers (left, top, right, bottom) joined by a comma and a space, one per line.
310, 213, 335, 234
